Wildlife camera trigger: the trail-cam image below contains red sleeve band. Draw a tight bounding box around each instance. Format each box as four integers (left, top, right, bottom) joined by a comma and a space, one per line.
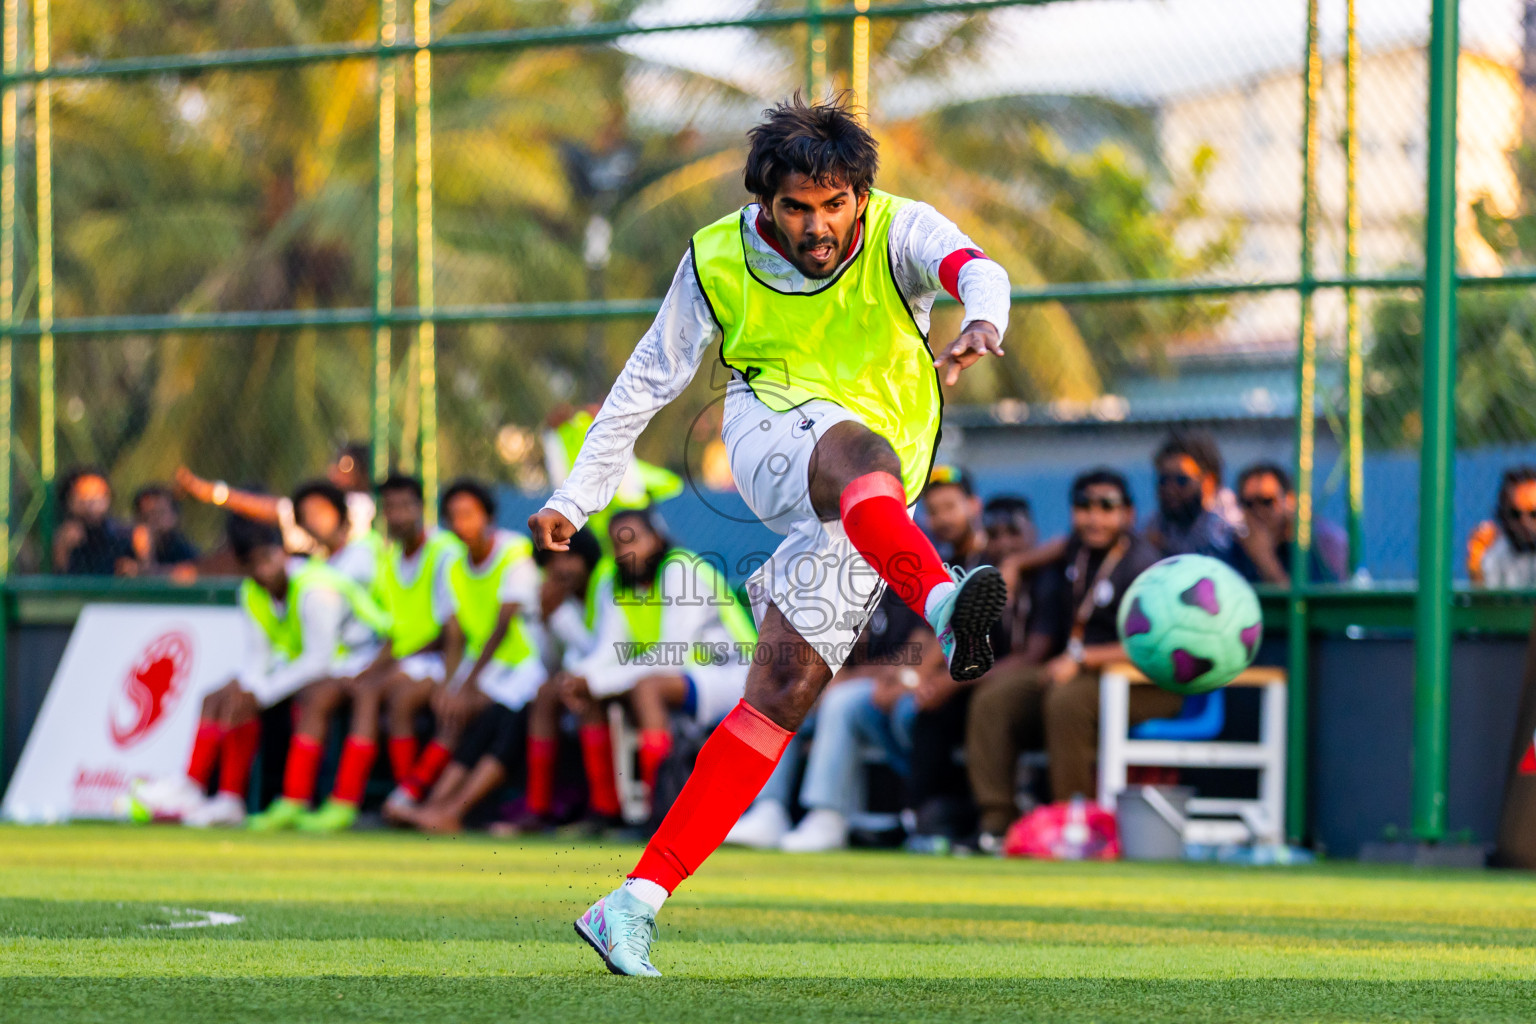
938, 247, 990, 302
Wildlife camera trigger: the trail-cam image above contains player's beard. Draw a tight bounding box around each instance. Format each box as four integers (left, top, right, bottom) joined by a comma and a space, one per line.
617, 546, 670, 590
786, 221, 854, 279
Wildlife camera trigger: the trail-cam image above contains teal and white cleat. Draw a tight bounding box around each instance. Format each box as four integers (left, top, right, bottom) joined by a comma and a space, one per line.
574, 887, 662, 977
929, 565, 1008, 682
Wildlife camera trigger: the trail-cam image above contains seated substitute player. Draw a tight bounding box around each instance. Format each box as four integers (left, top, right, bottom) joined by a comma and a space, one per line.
362, 474, 464, 793
246, 482, 394, 831
129, 515, 388, 827
559, 506, 756, 814
385, 478, 543, 828
516, 527, 606, 831
278, 474, 463, 832
528, 95, 1012, 976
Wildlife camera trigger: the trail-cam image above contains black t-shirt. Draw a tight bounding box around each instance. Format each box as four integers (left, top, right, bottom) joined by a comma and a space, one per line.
65, 519, 133, 575
150, 529, 199, 567
1028, 532, 1161, 652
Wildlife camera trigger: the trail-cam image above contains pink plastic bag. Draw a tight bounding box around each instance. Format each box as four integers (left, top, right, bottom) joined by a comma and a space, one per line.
1003, 796, 1120, 860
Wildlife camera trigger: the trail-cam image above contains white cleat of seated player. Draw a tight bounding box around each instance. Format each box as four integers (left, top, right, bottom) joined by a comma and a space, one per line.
724, 799, 791, 849
183, 792, 246, 828
128, 776, 206, 824
778, 808, 849, 853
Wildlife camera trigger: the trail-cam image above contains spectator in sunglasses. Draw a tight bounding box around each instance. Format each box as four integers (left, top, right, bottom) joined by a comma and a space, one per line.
1225, 462, 1347, 586
964, 468, 1172, 850
1468, 467, 1536, 588
1142, 429, 1240, 559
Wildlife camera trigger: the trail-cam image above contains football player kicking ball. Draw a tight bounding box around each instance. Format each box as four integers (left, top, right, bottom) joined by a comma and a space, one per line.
528, 95, 1011, 977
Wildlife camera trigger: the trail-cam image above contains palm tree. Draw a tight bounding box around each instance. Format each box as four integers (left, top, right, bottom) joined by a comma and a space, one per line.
25, 0, 1236, 551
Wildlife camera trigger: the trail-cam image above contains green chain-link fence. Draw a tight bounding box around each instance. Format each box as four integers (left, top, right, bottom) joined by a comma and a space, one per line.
0, 0, 1524, 841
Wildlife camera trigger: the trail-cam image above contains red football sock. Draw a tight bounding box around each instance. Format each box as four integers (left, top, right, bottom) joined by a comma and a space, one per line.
332, 736, 377, 806
402, 741, 453, 801
281, 734, 323, 804
526, 736, 557, 816
216, 720, 260, 798
579, 724, 621, 818
631, 700, 792, 893
638, 729, 674, 792
840, 471, 952, 616
186, 722, 223, 789
387, 736, 418, 782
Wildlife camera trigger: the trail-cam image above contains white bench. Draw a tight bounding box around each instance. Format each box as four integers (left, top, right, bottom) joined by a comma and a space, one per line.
1097, 662, 1288, 844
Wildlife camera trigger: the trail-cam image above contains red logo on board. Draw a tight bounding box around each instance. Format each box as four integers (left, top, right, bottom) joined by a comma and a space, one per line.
108, 631, 192, 748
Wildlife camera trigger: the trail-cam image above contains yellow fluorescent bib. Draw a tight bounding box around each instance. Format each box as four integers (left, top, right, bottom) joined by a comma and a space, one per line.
377, 530, 464, 658
691, 189, 942, 502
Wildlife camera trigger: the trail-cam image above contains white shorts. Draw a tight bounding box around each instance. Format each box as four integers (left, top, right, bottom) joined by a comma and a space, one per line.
721, 380, 887, 676
396, 652, 447, 684
451, 657, 546, 712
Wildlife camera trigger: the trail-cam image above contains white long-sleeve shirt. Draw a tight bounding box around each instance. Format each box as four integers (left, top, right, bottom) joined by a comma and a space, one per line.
571, 557, 745, 698
238, 586, 346, 707
543, 200, 1012, 529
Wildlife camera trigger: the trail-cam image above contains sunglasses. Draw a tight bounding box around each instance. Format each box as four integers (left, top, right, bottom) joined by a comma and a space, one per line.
1502, 506, 1536, 523
1073, 496, 1126, 512
1241, 495, 1280, 510
1157, 472, 1198, 489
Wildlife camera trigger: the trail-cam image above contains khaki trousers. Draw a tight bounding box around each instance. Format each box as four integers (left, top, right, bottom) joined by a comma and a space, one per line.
965, 661, 1184, 835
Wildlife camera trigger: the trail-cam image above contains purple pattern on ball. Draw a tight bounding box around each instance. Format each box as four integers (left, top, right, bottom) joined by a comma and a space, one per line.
1172, 649, 1214, 685
1123, 597, 1152, 637
1179, 577, 1220, 616
1241, 622, 1262, 658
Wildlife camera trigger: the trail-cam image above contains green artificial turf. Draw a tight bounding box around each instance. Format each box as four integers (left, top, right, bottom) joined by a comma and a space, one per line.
0, 825, 1532, 1022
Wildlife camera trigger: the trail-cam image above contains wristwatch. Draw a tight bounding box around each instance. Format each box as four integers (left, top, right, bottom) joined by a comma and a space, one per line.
211, 481, 230, 506
1066, 637, 1086, 666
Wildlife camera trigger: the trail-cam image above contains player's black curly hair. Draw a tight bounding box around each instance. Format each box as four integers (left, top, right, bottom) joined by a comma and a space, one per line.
1154, 428, 1224, 483
744, 92, 879, 200
440, 477, 497, 519
1236, 461, 1293, 495
377, 472, 424, 503
227, 512, 284, 564
1071, 468, 1133, 508
291, 479, 348, 522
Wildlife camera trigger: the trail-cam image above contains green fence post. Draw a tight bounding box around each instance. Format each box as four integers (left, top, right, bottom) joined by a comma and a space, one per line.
373, 0, 398, 484
806, 0, 826, 98
0, 0, 16, 581
413, 0, 438, 523
32, 0, 52, 571
0, 0, 14, 777
1344, 0, 1364, 575
1413, 0, 1459, 843
1285, 0, 1321, 845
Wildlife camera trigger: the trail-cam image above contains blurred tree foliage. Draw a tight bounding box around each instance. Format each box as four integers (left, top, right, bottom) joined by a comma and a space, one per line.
1364, 140, 1536, 450
19, 0, 1234, 545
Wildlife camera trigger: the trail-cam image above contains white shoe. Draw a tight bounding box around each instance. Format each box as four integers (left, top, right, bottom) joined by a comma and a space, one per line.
184, 792, 246, 828
724, 800, 791, 849
779, 808, 849, 853
128, 776, 206, 824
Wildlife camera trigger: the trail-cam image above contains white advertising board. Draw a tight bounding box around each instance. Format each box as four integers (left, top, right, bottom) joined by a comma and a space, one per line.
2, 604, 246, 822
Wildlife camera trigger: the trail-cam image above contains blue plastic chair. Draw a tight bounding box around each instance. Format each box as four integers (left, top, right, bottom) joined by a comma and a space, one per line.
1128, 689, 1227, 741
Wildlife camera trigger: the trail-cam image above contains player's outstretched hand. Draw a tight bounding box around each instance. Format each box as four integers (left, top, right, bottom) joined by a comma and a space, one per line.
933, 321, 1004, 387
528, 507, 577, 551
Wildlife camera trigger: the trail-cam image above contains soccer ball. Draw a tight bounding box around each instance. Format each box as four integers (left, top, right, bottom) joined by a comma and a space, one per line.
1116, 554, 1262, 695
